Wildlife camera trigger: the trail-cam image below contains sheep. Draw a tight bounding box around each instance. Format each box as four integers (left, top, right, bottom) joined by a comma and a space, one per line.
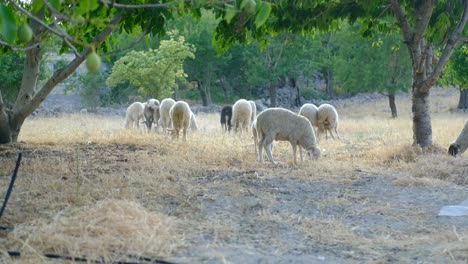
168, 101, 192, 141
299, 103, 319, 128
143, 99, 160, 132
256, 108, 321, 165
220, 106, 232, 132
316, 103, 340, 140
252, 119, 258, 153
448, 120, 468, 156
158, 98, 176, 133
124, 102, 145, 129
232, 99, 252, 135
249, 100, 257, 123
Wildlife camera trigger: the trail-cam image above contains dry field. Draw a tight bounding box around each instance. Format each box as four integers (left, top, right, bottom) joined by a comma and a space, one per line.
1, 87, 468, 263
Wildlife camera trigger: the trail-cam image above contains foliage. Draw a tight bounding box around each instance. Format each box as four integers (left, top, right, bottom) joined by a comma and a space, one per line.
332, 23, 411, 95
0, 53, 24, 104
439, 46, 468, 89
106, 31, 194, 98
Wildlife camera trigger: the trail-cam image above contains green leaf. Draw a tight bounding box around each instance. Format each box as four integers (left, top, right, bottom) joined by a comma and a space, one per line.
79, 0, 99, 15
0, 4, 17, 44
32, 0, 44, 13
255, 2, 271, 29
224, 4, 237, 24
49, 0, 61, 10
240, 0, 250, 9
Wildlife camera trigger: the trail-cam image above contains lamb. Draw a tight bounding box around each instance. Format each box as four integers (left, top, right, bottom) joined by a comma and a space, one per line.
249, 100, 257, 123
316, 103, 340, 139
299, 103, 319, 128
220, 105, 232, 132
448, 120, 468, 156
256, 108, 321, 165
158, 98, 176, 133
168, 101, 192, 141
124, 102, 145, 129
231, 99, 252, 135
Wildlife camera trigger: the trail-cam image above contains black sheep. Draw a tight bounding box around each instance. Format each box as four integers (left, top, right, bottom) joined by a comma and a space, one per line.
220, 105, 232, 132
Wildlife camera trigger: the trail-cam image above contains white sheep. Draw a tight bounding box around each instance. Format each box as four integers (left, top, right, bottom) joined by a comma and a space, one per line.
124, 102, 145, 129
158, 98, 176, 133
249, 100, 257, 124
449, 120, 468, 156
299, 103, 319, 128
316, 103, 340, 140
256, 108, 321, 165
232, 99, 252, 135
144, 99, 160, 132
169, 101, 192, 141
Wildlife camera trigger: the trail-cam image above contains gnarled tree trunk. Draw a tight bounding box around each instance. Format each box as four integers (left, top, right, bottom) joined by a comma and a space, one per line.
269, 83, 277, 107
458, 88, 468, 110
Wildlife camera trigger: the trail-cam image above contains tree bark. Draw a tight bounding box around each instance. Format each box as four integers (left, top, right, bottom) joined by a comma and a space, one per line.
196, 80, 209, 106
458, 88, 468, 110
269, 83, 277, 107
0, 92, 11, 144
388, 94, 398, 118
412, 89, 432, 147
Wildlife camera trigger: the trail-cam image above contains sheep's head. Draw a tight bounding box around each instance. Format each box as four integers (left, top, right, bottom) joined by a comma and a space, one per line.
306, 146, 321, 160
448, 143, 460, 157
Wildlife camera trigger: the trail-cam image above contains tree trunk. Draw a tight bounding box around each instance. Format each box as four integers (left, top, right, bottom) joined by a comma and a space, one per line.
196, 80, 208, 106
269, 83, 277, 107
412, 89, 432, 147
388, 94, 398, 118
458, 88, 468, 110
0, 92, 11, 144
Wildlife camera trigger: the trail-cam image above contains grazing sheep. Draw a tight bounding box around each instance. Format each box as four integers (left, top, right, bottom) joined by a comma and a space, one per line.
299, 103, 319, 128
232, 99, 252, 135
124, 102, 145, 129
143, 103, 155, 131
249, 100, 257, 123
316, 103, 340, 140
220, 106, 233, 132
147, 98, 161, 128
169, 101, 192, 141
256, 108, 321, 165
449, 121, 468, 156
158, 98, 176, 133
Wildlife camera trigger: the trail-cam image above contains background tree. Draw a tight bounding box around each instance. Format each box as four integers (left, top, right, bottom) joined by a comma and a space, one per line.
106, 32, 194, 99
262, 0, 467, 147
439, 46, 468, 110
332, 23, 412, 118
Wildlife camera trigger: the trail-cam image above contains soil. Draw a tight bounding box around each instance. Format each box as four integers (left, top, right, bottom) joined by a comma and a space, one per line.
1, 142, 467, 263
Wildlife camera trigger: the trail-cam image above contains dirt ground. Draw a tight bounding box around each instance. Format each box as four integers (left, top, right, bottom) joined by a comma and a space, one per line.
1, 88, 468, 263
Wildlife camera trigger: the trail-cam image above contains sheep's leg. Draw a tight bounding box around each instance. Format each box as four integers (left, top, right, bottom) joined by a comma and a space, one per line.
258, 135, 265, 163
265, 142, 276, 165
329, 129, 335, 140
335, 128, 340, 139
263, 136, 276, 165
291, 142, 297, 164
183, 128, 187, 141
299, 145, 303, 163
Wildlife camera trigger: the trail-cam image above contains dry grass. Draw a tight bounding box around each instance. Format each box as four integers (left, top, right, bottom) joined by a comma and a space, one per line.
0, 87, 467, 262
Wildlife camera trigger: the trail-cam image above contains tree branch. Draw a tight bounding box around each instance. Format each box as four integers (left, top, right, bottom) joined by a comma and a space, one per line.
104, 25, 150, 56
459, 36, 468, 44
412, 0, 435, 47
100, 0, 191, 9
388, 0, 413, 44
21, 12, 124, 118
425, 0, 468, 92
7, 0, 89, 48
0, 40, 41, 52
